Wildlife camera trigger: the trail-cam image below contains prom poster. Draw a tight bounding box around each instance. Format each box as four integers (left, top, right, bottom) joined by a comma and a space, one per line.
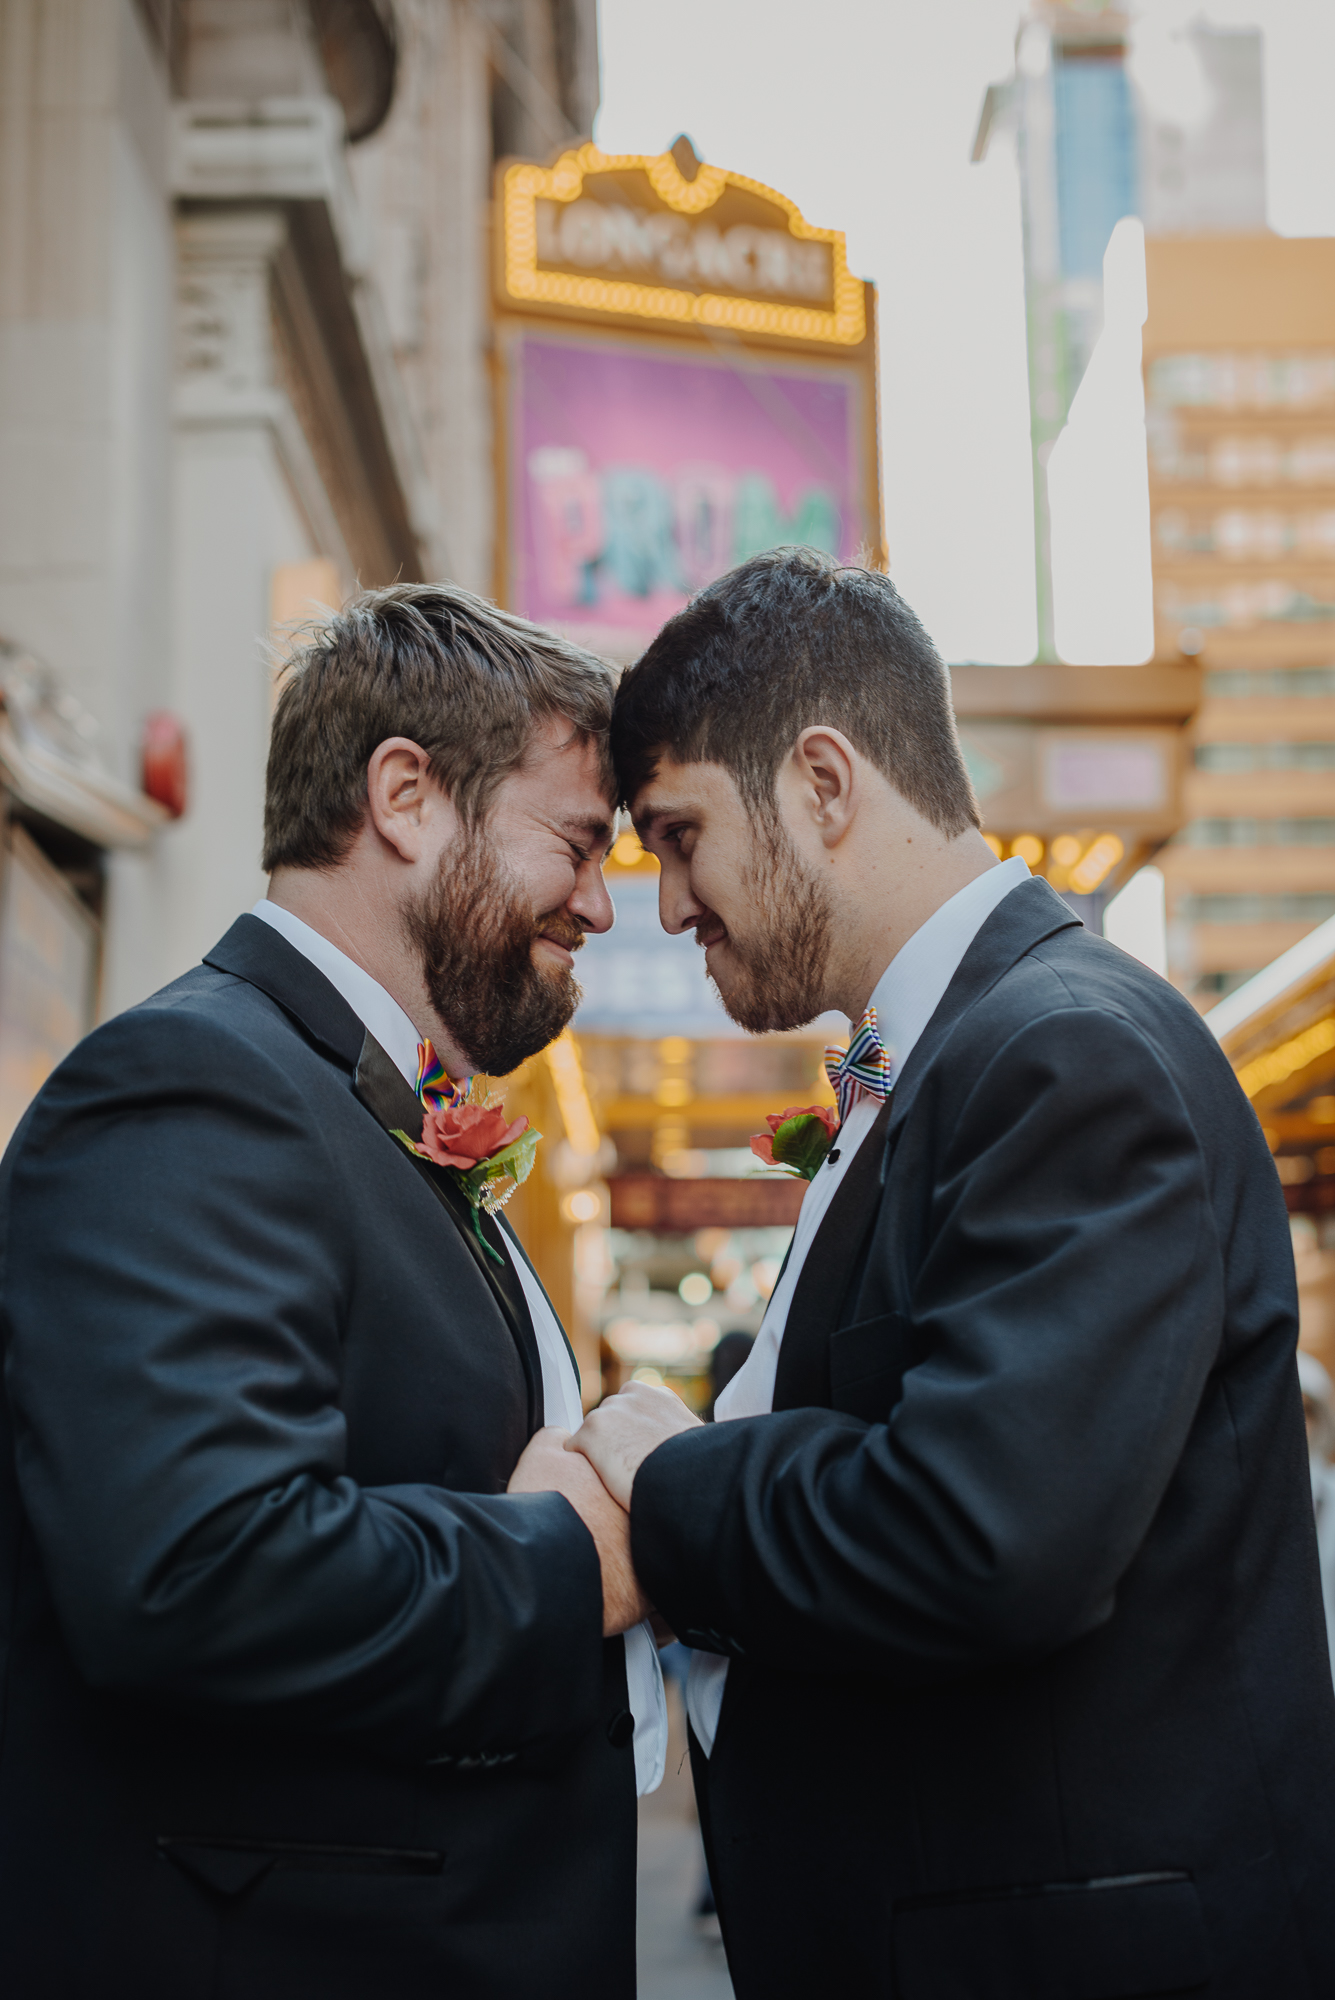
503, 331, 869, 660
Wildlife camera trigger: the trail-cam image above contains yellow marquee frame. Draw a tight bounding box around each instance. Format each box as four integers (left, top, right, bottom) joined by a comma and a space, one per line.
500, 143, 867, 348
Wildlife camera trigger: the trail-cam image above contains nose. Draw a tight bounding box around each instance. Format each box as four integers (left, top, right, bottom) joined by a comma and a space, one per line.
569, 857, 615, 936
657, 853, 706, 937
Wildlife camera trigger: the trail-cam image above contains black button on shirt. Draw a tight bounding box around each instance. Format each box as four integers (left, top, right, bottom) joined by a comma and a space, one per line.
607, 1710, 635, 1750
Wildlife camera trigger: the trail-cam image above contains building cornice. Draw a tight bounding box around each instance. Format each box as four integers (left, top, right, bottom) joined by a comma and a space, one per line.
169, 98, 429, 583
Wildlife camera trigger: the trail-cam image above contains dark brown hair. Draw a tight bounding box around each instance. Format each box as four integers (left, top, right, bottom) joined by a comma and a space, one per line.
263, 582, 616, 872
612, 547, 979, 835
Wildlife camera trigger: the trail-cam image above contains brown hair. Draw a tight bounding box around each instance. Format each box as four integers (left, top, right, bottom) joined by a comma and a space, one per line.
263, 582, 616, 872
612, 547, 979, 836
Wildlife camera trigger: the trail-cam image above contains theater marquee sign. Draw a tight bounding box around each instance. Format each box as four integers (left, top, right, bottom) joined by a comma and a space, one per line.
492, 140, 882, 661
498, 142, 866, 347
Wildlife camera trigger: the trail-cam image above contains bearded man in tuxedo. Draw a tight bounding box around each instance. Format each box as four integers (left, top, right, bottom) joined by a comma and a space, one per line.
571, 547, 1335, 2000
0, 584, 665, 1999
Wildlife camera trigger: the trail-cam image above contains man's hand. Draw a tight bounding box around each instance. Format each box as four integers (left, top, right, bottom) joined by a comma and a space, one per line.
508, 1427, 649, 1636
565, 1382, 704, 1510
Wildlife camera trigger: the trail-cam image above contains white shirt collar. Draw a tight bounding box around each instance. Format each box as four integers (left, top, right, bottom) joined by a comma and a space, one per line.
251, 900, 425, 1090
866, 857, 1031, 1083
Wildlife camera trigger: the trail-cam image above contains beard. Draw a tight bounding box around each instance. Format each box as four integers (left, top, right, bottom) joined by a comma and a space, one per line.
703, 819, 835, 1034
404, 835, 584, 1077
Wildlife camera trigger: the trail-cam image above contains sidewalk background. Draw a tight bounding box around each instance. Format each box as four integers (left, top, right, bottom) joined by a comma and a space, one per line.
637, 1680, 734, 1999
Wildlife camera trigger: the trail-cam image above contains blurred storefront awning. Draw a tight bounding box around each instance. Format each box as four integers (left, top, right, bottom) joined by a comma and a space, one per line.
1209, 915, 1335, 1207
1211, 919, 1335, 1371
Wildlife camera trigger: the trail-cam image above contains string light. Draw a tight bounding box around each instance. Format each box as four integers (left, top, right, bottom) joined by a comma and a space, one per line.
501, 143, 866, 347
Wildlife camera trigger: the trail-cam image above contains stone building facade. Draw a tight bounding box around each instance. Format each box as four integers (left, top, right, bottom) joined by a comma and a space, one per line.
0, 0, 597, 1054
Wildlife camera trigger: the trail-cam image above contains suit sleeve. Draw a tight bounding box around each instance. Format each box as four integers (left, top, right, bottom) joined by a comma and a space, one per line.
630, 1006, 1226, 1682
0, 1006, 603, 1759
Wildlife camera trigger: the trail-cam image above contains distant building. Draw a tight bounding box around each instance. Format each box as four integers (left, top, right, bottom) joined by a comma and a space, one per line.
0, 0, 597, 1049
1143, 234, 1335, 1006
1138, 20, 1267, 239
974, 1, 1266, 658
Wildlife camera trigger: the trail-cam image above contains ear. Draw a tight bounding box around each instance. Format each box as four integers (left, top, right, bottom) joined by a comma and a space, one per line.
365, 737, 454, 863
787, 727, 857, 850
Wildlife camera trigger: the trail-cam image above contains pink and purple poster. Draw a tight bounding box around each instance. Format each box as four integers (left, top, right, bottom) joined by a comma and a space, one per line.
508, 332, 864, 654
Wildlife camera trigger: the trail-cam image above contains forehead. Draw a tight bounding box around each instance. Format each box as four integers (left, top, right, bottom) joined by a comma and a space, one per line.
632, 756, 746, 824
512, 714, 614, 810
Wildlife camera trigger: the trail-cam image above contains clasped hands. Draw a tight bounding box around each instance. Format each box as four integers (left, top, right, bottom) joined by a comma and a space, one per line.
507, 1383, 701, 1636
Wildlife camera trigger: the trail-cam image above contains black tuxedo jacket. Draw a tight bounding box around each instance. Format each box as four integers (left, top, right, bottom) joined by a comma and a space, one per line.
0, 916, 635, 2000
632, 876, 1335, 2000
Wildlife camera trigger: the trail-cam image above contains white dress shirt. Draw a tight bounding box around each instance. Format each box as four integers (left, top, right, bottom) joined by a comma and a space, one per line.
687, 857, 1031, 1755
252, 900, 668, 1795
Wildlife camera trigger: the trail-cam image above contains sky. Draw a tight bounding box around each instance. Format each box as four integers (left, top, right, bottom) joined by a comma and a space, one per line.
595, 0, 1335, 666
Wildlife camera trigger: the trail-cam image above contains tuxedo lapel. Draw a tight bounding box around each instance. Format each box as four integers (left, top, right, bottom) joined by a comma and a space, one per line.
887, 874, 1080, 1145
772, 1095, 894, 1412
204, 915, 545, 1433
772, 880, 1079, 1413
205, 915, 365, 1070
352, 1035, 544, 1434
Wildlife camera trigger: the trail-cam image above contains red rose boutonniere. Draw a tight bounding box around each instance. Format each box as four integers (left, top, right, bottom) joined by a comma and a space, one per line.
393, 1081, 540, 1262
417, 1100, 529, 1173
750, 1104, 839, 1182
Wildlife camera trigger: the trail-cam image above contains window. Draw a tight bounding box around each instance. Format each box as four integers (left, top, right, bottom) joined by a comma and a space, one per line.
1194, 743, 1335, 773
1154, 509, 1335, 559
1179, 893, 1335, 924
1148, 353, 1335, 411
1205, 666, 1335, 697
1151, 432, 1335, 486
1178, 817, 1335, 846
1156, 581, 1335, 628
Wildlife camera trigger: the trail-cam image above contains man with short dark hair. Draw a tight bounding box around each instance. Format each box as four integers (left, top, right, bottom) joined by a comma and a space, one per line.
573, 547, 1335, 1999
0, 583, 663, 1998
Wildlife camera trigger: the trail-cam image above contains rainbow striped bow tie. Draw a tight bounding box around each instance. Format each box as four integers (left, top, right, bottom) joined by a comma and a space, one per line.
415, 1038, 468, 1114
825, 1006, 893, 1126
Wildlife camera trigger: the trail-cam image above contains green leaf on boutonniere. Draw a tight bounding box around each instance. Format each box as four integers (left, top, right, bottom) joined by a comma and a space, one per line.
771, 1113, 836, 1180
751, 1105, 837, 1183
457, 1125, 541, 1213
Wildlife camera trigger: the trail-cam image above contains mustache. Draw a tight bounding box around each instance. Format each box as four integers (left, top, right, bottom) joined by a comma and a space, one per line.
536, 912, 587, 954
